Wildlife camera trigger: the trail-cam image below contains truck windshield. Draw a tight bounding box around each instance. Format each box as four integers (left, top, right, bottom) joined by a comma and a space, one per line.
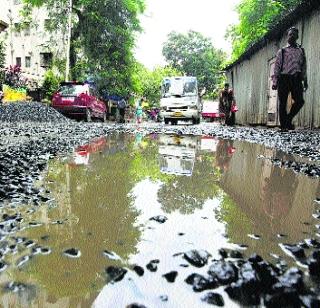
162, 78, 197, 97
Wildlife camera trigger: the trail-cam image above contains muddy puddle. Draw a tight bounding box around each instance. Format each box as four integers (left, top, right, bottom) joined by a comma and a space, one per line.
1, 132, 319, 307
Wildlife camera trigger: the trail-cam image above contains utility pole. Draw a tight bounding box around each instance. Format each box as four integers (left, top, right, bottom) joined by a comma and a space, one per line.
65, 0, 72, 81
7, 9, 14, 66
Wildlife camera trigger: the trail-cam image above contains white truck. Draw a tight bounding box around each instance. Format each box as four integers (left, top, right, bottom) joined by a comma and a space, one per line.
160, 76, 202, 125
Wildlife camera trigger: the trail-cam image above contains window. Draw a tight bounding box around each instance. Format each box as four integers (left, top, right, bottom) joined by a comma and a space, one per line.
40, 52, 52, 67
44, 19, 51, 30
58, 84, 89, 96
24, 24, 30, 36
16, 57, 21, 67
25, 56, 31, 68
14, 23, 21, 36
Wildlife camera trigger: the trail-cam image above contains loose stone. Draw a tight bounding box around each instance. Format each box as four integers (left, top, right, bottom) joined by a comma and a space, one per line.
63, 248, 81, 258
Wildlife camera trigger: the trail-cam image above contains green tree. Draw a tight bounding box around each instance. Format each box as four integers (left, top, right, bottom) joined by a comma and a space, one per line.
23, 0, 145, 95
162, 31, 226, 98
132, 63, 181, 106
227, 0, 302, 61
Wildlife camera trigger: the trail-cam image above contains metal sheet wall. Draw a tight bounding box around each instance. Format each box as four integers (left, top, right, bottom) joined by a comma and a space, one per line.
227, 9, 320, 128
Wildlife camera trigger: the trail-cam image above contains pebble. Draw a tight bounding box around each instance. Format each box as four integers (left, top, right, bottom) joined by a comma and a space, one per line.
105, 266, 127, 282
63, 248, 81, 258
183, 249, 211, 267
162, 271, 178, 283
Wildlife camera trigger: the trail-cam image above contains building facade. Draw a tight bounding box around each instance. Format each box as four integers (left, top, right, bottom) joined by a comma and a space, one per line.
225, 0, 320, 129
1, 0, 66, 88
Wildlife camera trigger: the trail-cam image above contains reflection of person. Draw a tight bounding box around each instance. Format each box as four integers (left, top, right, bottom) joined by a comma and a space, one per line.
219, 83, 236, 126
261, 152, 298, 220
272, 27, 308, 131
215, 139, 235, 173
117, 98, 127, 123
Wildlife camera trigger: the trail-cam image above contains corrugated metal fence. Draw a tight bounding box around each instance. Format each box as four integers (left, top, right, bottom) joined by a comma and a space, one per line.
227, 9, 320, 128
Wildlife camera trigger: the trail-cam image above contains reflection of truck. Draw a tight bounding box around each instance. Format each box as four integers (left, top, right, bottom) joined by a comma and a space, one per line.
158, 135, 198, 176
160, 76, 201, 125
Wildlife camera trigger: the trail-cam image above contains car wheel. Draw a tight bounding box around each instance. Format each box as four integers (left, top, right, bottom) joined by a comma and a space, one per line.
86, 109, 92, 122
192, 117, 197, 125
164, 119, 169, 125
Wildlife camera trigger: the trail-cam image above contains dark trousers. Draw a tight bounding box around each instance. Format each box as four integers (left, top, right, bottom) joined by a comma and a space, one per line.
220, 101, 235, 126
118, 108, 125, 123
278, 74, 304, 128
225, 112, 235, 126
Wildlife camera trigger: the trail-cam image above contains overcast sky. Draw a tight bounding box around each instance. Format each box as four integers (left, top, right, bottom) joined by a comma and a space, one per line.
134, 0, 240, 69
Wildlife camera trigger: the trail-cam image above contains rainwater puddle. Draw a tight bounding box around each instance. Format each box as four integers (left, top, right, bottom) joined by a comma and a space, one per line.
1, 133, 319, 307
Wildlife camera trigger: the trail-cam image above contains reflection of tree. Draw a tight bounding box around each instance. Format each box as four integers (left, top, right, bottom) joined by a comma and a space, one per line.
158, 154, 221, 214
128, 136, 173, 184
20, 134, 141, 299
218, 194, 253, 242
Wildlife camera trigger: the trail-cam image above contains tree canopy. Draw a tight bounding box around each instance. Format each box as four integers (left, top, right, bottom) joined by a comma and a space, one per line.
227, 0, 302, 60
132, 63, 180, 106
162, 31, 226, 98
23, 0, 145, 96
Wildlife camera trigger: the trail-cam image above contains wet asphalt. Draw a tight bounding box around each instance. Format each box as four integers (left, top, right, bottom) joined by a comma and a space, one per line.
0, 102, 320, 307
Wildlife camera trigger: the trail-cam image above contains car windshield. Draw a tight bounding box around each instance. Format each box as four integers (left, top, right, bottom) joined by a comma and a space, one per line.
59, 84, 88, 96
162, 78, 197, 97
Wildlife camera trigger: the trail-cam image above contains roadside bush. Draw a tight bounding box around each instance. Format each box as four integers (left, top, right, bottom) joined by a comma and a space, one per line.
41, 69, 63, 100
4, 65, 28, 89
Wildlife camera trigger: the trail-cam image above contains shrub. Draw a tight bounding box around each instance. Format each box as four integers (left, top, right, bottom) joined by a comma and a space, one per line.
41, 69, 62, 100
4, 65, 28, 89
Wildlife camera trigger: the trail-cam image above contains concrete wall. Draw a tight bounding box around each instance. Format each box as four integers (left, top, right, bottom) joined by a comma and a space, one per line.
227, 8, 320, 128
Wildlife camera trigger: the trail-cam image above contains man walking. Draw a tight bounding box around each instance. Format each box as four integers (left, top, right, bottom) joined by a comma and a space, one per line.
272, 27, 308, 131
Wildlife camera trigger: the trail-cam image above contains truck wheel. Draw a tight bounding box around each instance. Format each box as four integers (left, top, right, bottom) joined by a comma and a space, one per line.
86, 109, 92, 122
164, 119, 169, 125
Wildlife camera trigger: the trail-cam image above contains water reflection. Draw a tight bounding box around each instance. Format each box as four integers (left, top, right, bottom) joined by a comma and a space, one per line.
1, 133, 319, 307
70, 136, 107, 166
158, 135, 197, 176
219, 142, 320, 260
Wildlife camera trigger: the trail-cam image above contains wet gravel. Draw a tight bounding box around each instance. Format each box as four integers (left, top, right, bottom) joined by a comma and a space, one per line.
0, 102, 70, 123
1, 103, 320, 306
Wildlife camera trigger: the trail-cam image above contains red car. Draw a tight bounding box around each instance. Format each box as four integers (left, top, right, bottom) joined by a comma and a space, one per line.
51, 82, 107, 122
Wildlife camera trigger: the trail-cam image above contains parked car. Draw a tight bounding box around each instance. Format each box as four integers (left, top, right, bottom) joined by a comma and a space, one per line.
51, 82, 107, 122
201, 100, 225, 122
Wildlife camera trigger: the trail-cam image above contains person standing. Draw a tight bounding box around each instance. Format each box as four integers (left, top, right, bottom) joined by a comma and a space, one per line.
136, 99, 143, 124
272, 27, 308, 131
117, 98, 127, 123
219, 83, 236, 126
